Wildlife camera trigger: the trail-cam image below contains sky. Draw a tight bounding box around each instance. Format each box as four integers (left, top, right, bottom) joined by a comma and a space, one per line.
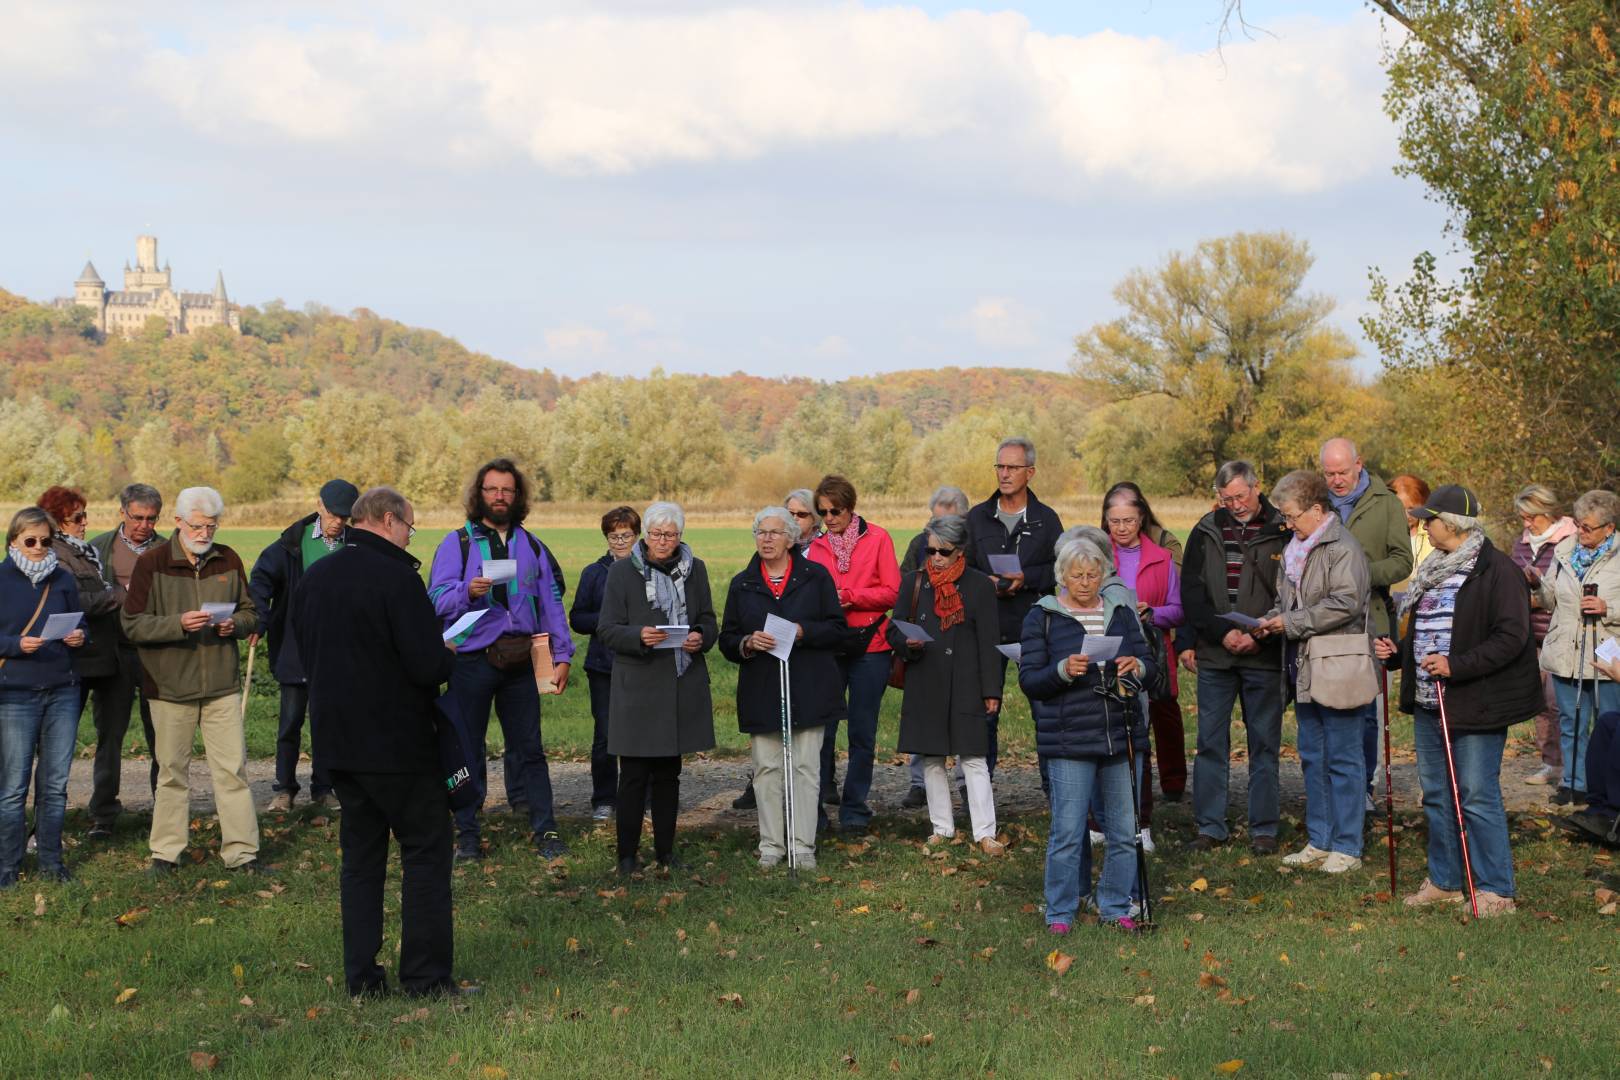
0, 1, 1447, 381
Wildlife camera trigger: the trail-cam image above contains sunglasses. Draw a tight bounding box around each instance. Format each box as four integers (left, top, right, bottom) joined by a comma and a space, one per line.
15, 536, 47, 549
816, 506, 846, 518
66, 511, 88, 525
926, 546, 957, 558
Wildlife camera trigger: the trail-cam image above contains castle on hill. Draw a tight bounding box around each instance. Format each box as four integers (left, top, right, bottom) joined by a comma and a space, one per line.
56, 235, 241, 338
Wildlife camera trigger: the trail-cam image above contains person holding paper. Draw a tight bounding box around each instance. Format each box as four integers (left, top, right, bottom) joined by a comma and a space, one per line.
250, 477, 358, 814
1251, 470, 1378, 875
569, 506, 642, 823
598, 502, 717, 874
887, 515, 1004, 854
121, 487, 263, 877
427, 458, 574, 862
719, 507, 846, 869
0, 507, 86, 888
1020, 537, 1153, 933
1508, 483, 1575, 787
38, 488, 119, 711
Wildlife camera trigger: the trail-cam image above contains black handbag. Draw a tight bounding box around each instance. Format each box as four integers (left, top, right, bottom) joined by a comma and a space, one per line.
434, 691, 484, 812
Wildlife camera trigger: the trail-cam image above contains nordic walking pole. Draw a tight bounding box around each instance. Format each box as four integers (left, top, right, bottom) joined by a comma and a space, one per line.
1117, 676, 1152, 929
240, 634, 258, 722
1380, 666, 1397, 896
1574, 582, 1599, 796
1434, 679, 1479, 918
780, 656, 797, 878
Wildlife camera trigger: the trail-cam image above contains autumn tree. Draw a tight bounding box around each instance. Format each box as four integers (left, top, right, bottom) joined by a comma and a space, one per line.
546, 371, 733, 500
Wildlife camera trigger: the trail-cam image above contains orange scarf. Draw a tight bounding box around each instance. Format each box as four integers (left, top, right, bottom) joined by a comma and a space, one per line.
926, 555, 966, 632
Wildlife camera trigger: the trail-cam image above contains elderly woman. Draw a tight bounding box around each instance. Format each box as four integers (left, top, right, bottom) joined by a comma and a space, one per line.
719, 507, 846, 869
1021, 538, 1152, 933
806, 474, 900, 833
1533, 489, 1620, 805
887, 515, 1004, 853
1375, 485, 1542, 915
0, 507, 87, 887
1254, 470, 1377, 874
597, 502, 718, 875
569, 505, 641, 823
37, 488, 120, 709
1512, 484, 1578, 787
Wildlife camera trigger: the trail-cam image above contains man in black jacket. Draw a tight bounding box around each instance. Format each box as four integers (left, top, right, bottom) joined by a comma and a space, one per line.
252, 478, 358, 813
291, 486, 462, 998
964, 437, 1065, 776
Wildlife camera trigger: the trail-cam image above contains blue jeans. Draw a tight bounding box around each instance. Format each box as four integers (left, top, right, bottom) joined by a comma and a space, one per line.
820, 651, 890, 828
1551, 675, 1620, 793
449, 653, 557, 841
1077, 748, 1146, 904
0, 685, 79, 875
1192, 665, 1283, 841
1413, 708, 1514, 897
1046, 754, 1136, 923
1294, 699, 1367, 856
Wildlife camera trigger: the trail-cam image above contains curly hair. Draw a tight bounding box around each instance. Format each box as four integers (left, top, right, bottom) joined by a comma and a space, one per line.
36, 486, 86, 529
464, 458, 531, 527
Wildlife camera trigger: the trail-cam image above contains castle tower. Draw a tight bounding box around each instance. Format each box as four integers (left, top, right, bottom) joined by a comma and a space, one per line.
74, 261, 107, 334
136, 235, 157, 270
123, 234, 172, 292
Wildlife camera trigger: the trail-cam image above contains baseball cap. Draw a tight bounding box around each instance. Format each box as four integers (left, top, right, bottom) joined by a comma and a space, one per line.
1408, 484, 1482, 521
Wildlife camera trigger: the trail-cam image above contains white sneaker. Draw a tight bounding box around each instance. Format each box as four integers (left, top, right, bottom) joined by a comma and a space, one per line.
1281, 844, 1330, 867
1524, 764, 1558, 786
1088, 829, 1105, 849
1320, 852, 1363, 874
1138, 828, 1155, 854
1365, 792, 1378, 813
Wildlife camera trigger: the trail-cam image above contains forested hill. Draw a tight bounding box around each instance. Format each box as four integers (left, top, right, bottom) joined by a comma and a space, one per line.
0, 290, 1090, 503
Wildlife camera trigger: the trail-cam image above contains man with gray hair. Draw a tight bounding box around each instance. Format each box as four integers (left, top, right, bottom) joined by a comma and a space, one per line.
122, 486, 264, 876
85, 482, 164, 838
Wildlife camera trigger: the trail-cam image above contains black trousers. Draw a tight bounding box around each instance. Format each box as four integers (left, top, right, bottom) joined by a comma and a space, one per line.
86, 647, 157, 825
617, 755, 680, 861
586, 671, 618, 809
329, 770, 453, 996
272, 683, 332, 797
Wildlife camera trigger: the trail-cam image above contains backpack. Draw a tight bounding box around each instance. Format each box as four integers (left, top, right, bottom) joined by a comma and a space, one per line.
456, 524, 566, 601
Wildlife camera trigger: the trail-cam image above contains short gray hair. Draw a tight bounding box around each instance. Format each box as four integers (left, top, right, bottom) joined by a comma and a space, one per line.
928, 485, 970, 515
1574, 489, 1620, 528
352, 486, 410, 525
644, 500, 685, 536
174, 486, 224, 521
997, 436, 1036, 467
1214, 460, 1258, 491
1435, 512, 1483, 536
784, 488, 814, 512
1270, 470, 1332, 515
1057, 525, 1115, 574
925, 514, 968, 549
1513, 484, 1561, 519
8, 507, 55, 546
1056, 537, 1109, 582
119, 483, 163, 512
753, 506, 799, 544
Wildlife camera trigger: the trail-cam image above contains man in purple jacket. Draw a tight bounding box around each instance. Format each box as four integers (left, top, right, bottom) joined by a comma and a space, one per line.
428, 458, 574, 861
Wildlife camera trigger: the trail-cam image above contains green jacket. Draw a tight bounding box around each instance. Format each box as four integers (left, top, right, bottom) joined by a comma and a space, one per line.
121, 533, 259, 703
1342, 474, 1414, 638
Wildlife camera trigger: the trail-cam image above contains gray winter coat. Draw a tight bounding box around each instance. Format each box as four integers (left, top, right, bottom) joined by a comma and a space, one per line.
1266, 515, 1377, 709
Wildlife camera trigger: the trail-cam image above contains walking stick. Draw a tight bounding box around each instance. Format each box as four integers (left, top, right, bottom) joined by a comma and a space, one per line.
1118, 687, 1153, 930
1574, 583, 1599, 794
240, 635, 258, 722
1380, 668, 1397, 896
1433, 679, 1479, 918
780, 657, 797, 878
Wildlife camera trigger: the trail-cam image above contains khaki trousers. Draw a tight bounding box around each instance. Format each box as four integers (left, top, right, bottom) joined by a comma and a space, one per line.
750, 727, 824, 862
149, 694, 260, 867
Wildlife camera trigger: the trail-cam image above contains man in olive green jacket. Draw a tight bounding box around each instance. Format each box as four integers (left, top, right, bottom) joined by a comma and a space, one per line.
1320, 438, 1414, 800
122, 487, 263, 876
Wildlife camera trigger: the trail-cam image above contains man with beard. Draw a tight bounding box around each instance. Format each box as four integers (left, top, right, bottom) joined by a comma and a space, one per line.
122, 486, 264, 876
428, 458, 574, 861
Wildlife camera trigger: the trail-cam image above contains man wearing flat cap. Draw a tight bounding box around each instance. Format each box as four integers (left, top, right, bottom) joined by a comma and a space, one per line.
252, 478, 359, 812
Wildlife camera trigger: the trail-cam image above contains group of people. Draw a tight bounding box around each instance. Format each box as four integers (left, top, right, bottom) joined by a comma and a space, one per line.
2, 436, 1618, 992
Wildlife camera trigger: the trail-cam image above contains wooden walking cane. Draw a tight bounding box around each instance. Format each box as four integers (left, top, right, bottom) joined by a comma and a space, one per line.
241, 635, 258, 721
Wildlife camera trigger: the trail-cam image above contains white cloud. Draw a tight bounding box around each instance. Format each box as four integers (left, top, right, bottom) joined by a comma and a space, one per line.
2, 4, 1396, 195
958, 296, 1039, 350
811, 334, 851, 359
542, 323, 609, 353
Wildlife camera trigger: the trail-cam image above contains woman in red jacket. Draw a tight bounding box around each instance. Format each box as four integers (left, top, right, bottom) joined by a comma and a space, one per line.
807, 475, 900, 834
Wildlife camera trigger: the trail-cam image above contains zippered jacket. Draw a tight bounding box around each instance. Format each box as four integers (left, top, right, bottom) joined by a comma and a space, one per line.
121, 533, 259, 703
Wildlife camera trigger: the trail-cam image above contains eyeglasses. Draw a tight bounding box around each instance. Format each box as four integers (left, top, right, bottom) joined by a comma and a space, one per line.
647, 530, 681, 542
480, 486, 517, 498
14, 536, 46, 549
816, 506, 846, 518
789, 510, 814, 520
1217, 491, 1253, 507
179, 520, 219, 534
606, 531, 637, 545
1067, 570, 1103, 583
754, 529, 788, 540
926, 546, 957, 558
1576, 519, 1613, 534
65, 511, 88, 525
126, 512, 159, 524
1105, 516, 1140, 528
994, 463, 1031, 473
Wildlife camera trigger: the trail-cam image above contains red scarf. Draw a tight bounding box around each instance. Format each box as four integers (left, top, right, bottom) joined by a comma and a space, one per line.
926, 555, 966, 631
759, 558, 790, 598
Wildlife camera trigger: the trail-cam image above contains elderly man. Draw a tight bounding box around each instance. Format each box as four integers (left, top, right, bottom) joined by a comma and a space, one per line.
122, 487, 263, 876
251, 478, 359, 813
292, 487, 466, 998
84, 483, 164, 839
1320, 438, 1414, 807
1180, 461, 1292, 853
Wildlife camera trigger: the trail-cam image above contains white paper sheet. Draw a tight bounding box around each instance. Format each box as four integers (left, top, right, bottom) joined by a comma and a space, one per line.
987, 554, 1023, 577
1220, 611, 1263, 629
38, 612, 83, 641
890, 619, 933, 643
1079, 635, 1122, 663
653, 625, 689, 649
201, 602, 237, 624
482, 558, 518, 584
996, 643, 1022, 663
442, 609, 487, 642
1596, 636, 1620, 665
762, 613, 798, 662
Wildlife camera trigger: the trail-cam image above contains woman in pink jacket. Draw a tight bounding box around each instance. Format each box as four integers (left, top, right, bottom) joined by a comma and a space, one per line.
807, 474, 900, 835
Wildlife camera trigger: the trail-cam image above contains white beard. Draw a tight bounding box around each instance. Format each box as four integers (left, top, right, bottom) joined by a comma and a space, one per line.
180, 535, 215, 557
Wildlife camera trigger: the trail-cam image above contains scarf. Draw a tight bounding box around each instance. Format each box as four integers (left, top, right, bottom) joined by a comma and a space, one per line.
926, 554, 966, 632
1400, 529, 1485, 619
1282, 516, 1333, 587
9, 547, 59, 586
1329, 470, 1371, 522
1570, 532, 1616, 581
118, 526, 159, 555
58, 531, 104, 576
1524, 517, 1572, 559
824, 516, 864, 574
632, 540, 695, 677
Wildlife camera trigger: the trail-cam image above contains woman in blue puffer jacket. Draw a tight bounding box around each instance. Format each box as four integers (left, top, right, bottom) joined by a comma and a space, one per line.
1021, 537, 1151, 934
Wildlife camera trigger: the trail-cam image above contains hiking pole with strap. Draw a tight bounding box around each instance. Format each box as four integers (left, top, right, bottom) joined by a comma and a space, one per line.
1380, 667, 1397, 896
1104, 664, 1153, 931
1575, 582, 1599, 796
1434, 679, 1479, 918
780, 656, 797, 878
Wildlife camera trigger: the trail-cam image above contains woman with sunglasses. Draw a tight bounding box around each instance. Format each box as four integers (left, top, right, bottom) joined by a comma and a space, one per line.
888, 515, 1004, 853
569, 505, 642, 825
37, 488, 120, 714
0, 507, 87, 888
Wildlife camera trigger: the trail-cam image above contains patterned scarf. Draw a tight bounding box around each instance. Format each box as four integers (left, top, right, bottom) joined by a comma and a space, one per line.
1400, 529, 1485, 619
9, 546, 59, 586
1282, 516, 1333, 587
58, 531, 104, 576
1570, 532, 1616, 581
825, 516, 864, 574
632, 540, 695, 677
926, 554, 966, 632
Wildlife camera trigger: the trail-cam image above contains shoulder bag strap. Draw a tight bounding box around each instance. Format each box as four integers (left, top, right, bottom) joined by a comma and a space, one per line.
0, 583, 52, 673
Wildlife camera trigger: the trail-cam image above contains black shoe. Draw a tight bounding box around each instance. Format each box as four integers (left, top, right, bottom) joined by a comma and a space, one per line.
453, 838, 482, 863
900, 786, 927, 809
1567, 809, 1620, 845
509, 802, 530, 819
147, 858, 178, 879
86, 822, 115, 841
1161, 790, 1185, 804
38, 865, 74, 884
536, 831, 569, 859
656, 853, 689, 873
732, 784, 757, 811
1250, 835, 1278, 855
821, 784, 839, 805
1186, 834, 1224, 852
405, 980, 482, 1000
838, 821, 872, 839
617, 856, 641, 877
231, 860, 274, 876
1551, 786, 1576, 806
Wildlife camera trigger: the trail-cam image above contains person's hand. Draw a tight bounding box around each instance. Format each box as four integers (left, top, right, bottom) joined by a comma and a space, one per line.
1064, 653, 1091, 677
1373, 636, 1398, 661
1523, 566, 1542, 590
998, 572, 1026, 595
1581, 594, 1608, 618
681, 630, 703, 653
1178, 649, 1198, 673
180, 610, 211, 632
1115, 655, 1140, 677
18, 636, 43, 654
1222, 629, 1256, 655
444, 640, 457, 652
906, 638, 924, 654
640, 626, 668, 648
750, 631, 777, 654
248, 633, 260, 648
984, 697, 1000, 713
1596, 655, 1620, 681
216, 618, 235, 637
795, 625, 805, 641
552, 662, 571, 693
468, 577, 493, 600
63, 629, 86, 648
1420, 653, 1451, 678
1253, 616, 1285, 638
1136, 602, 1151, 620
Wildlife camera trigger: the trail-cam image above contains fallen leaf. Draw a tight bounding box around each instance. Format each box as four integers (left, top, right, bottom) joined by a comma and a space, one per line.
1190, 878, 1209, 893
1045, 949, 1074, 976
188, 1050, 220, 1072
33, 892, 45, 917
231, 963, 244, 986
1188, 912, 1206, 923
611, 1005, 631, 1020
114, 987, 138, 1006
716, 992, 745, 1008
1201, 949, 1222, 970
1214, 1060, 1245, 1074
194, 918, 215, 926
918, 1033, 935, 1047
1598, 902, 1617, 916
977, 947, 996, 960
850, 905, 871, 915
238, 995, 254, 1006
480, 1067, 509, 1080
566, 937, 580, 952
903, 989, 921, 1006
1198, 972, 1228, 990
114, 906, 151, 928
1596, 888, 1617, 905
293, 960, 313, 971
1278, 952, 1290, 965
1133, 994, 1156, 1006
